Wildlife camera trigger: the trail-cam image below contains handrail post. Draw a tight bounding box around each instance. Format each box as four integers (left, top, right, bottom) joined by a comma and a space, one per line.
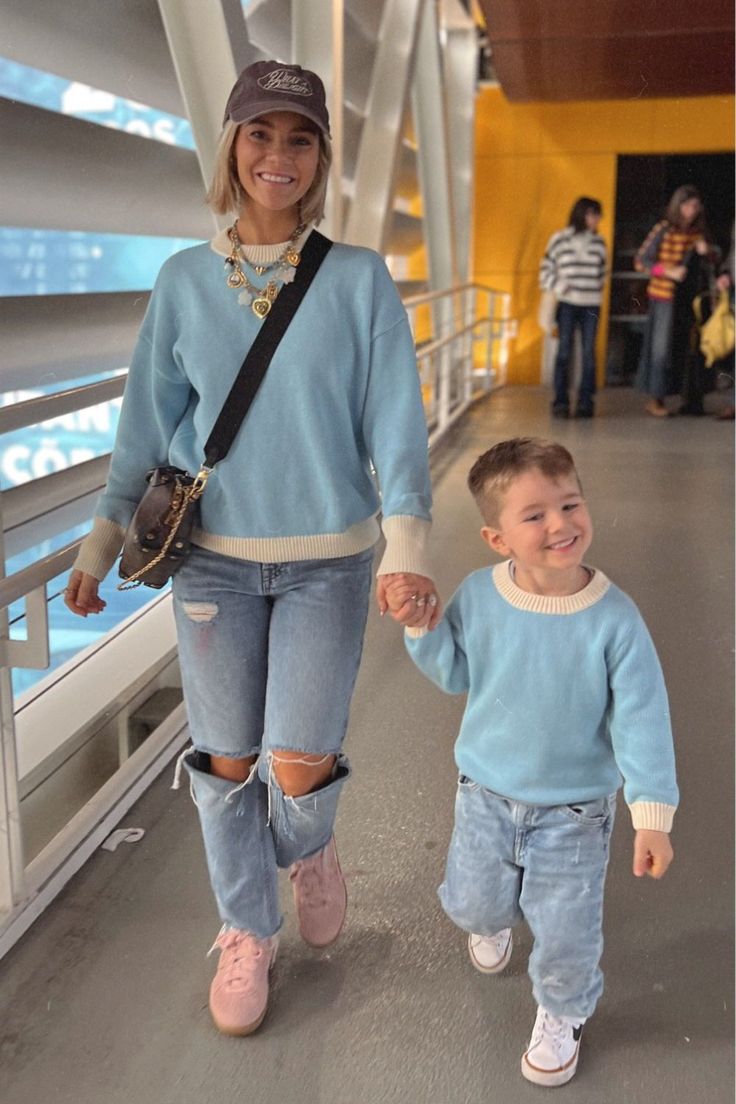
463, 286, 476, 401
485, 290, 496, 389
0, 514, 26, 915
437, 295, 454, 433
499, 292, 512, 387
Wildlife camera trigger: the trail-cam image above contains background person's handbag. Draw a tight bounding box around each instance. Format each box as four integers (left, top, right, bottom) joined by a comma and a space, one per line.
694, 287, 735, 368
117, 230, 333, 590
537, 288, 557, 334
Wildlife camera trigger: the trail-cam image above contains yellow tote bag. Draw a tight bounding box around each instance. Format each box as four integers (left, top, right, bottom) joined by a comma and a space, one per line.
694, 289, 735, 367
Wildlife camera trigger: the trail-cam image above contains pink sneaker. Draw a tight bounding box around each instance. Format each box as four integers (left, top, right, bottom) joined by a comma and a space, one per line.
289, 836, 347, 947
208, 927, 278, 1036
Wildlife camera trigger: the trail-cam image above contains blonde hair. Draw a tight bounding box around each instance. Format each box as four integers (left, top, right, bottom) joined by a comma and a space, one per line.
206, 119, 332, 226
468, 437, 581, 525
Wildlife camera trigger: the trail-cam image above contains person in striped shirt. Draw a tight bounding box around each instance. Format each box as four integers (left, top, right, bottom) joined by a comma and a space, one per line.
539, 198, 607, 419
635, 185, 713, 417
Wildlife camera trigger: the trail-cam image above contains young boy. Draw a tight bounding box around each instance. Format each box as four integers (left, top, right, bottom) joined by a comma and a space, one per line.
385, 437, 678, 1088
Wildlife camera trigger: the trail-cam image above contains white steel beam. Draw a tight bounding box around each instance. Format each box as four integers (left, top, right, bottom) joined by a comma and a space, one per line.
291, 0, 345, 241
157, 0, 249, 197
412, 0, 458, 291
344, 0, 426, 252
441, 0, 477, 281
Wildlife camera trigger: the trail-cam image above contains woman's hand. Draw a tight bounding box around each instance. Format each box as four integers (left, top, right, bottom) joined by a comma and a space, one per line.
694, 238, 710, 256
376, 573, 442, 630
664, 264, 687, 282
64, 570, 106, 617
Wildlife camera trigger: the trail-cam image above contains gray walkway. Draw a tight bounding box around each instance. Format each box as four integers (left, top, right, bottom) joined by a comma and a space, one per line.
2, 387, 734, 1104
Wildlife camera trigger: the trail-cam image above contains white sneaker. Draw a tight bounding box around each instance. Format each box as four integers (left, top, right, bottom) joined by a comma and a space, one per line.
521, 1005, 583, 1087
467, 928, 513, 974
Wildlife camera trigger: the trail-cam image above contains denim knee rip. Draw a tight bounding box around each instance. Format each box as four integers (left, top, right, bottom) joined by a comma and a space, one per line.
260, 751, 351, 866
180, 600, 219, 623
264, 750, 346, 824
171, 746, 259, 807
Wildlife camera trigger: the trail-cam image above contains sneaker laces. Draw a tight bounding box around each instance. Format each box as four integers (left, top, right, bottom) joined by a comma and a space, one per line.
207, 926, 271, 992
290, 848, 330, 910
471, 930, 509, 955
530, 1008, 577, 1059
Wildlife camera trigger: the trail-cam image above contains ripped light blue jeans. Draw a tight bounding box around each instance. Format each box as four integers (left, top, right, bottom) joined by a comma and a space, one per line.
172, 544, 374, 938
439, 777, 616, 1020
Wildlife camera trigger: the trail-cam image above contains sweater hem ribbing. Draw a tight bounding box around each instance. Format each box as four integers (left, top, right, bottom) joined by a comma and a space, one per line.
192, 516, 380, 562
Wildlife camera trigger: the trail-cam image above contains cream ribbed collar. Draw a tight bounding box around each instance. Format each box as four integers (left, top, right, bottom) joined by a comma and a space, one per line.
493, 560, 610, 614
209, 223, 313, 266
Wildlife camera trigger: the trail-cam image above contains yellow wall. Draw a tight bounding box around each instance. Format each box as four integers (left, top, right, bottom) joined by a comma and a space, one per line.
473, 87, 735, 384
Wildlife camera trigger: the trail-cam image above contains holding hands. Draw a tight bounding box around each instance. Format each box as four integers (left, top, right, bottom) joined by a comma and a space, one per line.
377, 572, 442, 631
633, 829, 673, 880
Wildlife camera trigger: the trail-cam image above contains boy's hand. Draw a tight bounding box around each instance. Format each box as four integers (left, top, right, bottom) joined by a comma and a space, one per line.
633, 830, 673, 880
377, 573, 442, 629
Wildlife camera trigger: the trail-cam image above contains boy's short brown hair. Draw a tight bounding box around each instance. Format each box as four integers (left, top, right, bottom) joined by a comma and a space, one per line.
468, 437, 581, 525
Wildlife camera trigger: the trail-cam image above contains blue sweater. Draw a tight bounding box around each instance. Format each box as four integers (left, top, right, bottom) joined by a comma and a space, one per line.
81, 235, 432, 578
405, 562, 679, 831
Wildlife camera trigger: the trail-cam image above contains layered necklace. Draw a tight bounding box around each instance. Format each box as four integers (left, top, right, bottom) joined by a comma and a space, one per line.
224, 221, 306, 318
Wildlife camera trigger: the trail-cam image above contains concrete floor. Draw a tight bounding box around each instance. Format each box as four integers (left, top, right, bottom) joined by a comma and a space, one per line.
1, 387, 733, 1104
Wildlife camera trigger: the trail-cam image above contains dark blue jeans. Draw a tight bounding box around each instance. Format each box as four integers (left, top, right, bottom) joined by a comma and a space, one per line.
553, 303, 600, 412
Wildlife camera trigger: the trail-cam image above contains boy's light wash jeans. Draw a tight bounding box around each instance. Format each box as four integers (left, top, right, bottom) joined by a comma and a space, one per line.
439, 777, 616, 1021
172, 544, 374, 939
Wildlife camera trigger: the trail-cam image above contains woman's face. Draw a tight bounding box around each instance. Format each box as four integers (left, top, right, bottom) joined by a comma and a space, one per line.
679, 196, 701, 226
584, 209, 602, 232
234, 110, 320, 217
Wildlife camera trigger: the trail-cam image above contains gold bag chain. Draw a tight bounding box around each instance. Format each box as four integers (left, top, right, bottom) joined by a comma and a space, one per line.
118, 468, 210, 590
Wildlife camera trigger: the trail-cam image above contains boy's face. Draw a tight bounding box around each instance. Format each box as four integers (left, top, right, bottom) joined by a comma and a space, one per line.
481, 467, 593, 577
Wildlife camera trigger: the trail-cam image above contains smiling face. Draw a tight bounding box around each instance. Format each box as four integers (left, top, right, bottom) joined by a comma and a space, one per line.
481, 467, 593, 593
234, 110, 320, 218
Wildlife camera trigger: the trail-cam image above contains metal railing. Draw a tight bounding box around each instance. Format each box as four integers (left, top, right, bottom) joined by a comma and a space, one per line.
0, 280, 514, 957
404, 282, 513, 445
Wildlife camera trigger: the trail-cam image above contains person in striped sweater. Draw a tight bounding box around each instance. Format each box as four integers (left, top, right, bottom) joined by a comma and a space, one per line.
635, 185, 714, 417
539, 198, 607, 419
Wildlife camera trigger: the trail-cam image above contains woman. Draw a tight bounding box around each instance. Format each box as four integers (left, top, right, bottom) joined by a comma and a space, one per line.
64, 61, 439, 1036
539, 197, 607, 419
635, 185, 714, 417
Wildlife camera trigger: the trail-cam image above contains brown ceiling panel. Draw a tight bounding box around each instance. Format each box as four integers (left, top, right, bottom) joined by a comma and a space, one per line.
479, 0, 735, 101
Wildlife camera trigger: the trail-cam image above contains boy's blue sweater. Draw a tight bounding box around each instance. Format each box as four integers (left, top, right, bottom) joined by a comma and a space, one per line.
95, 239, 431, 555
406, 562, 679, 832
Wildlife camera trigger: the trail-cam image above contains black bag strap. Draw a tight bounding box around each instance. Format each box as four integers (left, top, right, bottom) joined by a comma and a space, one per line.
203, 229, 332, 469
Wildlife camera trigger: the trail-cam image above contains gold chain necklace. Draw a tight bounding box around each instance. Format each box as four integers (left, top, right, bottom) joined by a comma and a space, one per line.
225, 222, 305, 318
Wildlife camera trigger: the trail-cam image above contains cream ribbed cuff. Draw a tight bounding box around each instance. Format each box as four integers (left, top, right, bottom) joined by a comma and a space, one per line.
628, 801, 676, 833
376, 515, 432, 579
73, 517, 126, 581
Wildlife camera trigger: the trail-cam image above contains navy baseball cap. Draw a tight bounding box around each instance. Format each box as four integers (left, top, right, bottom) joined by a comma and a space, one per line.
223, 60, 330, 137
